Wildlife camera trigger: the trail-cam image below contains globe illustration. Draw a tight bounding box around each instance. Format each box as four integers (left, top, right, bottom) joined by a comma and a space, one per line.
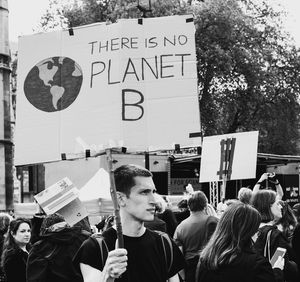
24, 56, 83, 112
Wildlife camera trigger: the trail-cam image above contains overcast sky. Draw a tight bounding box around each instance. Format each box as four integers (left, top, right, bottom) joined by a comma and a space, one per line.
8, 0, 300, 46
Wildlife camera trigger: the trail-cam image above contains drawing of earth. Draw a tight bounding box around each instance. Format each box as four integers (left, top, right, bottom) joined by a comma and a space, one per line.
24, 56, 83, 112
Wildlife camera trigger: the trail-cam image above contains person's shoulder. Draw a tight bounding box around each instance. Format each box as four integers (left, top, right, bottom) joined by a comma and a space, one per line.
3, 247, 24, 264
206, 215, 218, 222
238, 249, 270, 268
146, 228, 173, 243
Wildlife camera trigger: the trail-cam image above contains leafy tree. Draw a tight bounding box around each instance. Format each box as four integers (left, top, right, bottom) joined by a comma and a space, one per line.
194, 0, 300, 154
37, 0, 300, 154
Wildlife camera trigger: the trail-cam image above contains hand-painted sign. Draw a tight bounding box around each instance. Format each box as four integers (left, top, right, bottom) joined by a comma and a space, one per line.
14, 15, 200, 165
199, 131, 259, 182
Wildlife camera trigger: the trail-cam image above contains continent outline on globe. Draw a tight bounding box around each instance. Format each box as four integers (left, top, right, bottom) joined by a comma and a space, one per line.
24, 56, 83, 112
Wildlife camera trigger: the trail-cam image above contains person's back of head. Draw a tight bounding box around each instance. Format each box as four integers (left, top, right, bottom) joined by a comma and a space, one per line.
251, 189, 277, 223
238, 187, 253, 204
187, 191, 207, 212
0, 213, 13, 237
276, 201, 297, 239
114, 164, 152, 196
200, 203, 261, 270
40, 213, 67, 235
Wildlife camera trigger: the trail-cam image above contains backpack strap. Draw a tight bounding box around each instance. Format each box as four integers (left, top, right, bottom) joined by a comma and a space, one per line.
264, 229, 272, 262
91, 233, 109, 269
154, 230, 173, 274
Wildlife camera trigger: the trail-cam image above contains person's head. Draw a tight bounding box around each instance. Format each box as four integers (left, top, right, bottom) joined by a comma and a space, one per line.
177, 199, 188, 211
8, 218, 31, 248
1, 218, 31, 267
276, 201, 297, 239
0, 213, 13, 237
40, 213, 66, 235
115, 164, 156, 222
153, 193, 167, 214
200, 203, 261, 270
114, 164, 153, 196
187, 191, 207, 212
251, 190, 282, 223
225, 199, 239, 209
292, 203, 300, 223
238, 187, 253, 204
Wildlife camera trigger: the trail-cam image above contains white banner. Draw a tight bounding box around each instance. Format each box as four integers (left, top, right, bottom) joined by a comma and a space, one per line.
15, 15, 201, 165
199, 131, 259, 182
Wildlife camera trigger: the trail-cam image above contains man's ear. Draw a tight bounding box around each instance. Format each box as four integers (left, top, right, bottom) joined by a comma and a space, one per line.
117, 191, 126, 207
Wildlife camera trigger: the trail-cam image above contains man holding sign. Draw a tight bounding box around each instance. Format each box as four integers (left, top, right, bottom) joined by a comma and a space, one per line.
74, 164, 185, 282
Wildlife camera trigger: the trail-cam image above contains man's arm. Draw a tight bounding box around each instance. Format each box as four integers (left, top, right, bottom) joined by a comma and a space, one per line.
80, 248, 127, 282
80, 263, 104, 282
168, 274, 181, 282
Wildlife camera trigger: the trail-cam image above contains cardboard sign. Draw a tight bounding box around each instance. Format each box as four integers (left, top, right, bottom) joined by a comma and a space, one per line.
199, 131, 258, 182
34, 177, 78, 214
57, 197, 89, 226
14, 15, 200, 165
34, 177, 88, 225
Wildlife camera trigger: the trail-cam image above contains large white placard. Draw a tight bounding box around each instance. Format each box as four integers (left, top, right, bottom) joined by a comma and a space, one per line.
14, 15, 200, 165
199, 131, 259, 182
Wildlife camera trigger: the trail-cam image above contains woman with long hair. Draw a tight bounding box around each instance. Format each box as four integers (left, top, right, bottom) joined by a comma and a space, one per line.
275, 201, 297, 242
0, 213, 13, 282
252, 190, 298, 282
1, 218, 31, 282
196, 202, 283, 282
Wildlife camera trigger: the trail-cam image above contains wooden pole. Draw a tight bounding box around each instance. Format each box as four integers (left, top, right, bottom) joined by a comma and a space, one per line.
105, 148, 124, 248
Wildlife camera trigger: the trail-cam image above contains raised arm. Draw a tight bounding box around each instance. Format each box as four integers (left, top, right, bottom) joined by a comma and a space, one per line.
253, 173, 283, 200
253, 173, 268, 194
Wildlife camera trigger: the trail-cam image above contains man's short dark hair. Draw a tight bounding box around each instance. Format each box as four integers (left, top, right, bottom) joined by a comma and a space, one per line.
114, 164, 153, 196
187, 191, 208, 212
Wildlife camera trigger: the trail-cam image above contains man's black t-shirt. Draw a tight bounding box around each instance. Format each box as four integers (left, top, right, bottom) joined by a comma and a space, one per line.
74, 227, 185, 282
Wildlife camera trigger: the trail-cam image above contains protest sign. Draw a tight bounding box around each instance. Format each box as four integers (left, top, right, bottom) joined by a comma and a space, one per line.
199, 131, 258, 182
34, 177, 88, 225
15, 15, 200, 165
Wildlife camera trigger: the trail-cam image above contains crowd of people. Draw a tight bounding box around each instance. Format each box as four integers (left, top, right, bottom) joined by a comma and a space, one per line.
0, 168, 299, 282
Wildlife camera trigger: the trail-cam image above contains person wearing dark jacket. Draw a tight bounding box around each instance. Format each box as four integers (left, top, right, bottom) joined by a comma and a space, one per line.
196, 203, 284, 282
1, 218, 31, 282
0, 213, 13, 282
26, 213, 90, 282
252, 190, 298, 282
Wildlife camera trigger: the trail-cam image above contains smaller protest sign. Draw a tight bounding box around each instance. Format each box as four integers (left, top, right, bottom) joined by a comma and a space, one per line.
200, 131, 258, 183
34, 177, 79, 214
34, 177, 88, 225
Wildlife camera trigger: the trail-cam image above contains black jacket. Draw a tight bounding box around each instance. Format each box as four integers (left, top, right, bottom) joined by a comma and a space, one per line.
3, 246, 29, 282
253, 225, 298, 282
27, 225, 90, 282
197, 248, 281, 282
292, 224, 300, 273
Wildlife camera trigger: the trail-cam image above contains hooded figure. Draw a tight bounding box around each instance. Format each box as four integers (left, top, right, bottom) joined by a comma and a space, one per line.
26, 213, 90, 282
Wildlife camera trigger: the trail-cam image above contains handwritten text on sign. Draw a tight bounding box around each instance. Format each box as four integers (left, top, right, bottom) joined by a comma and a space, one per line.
15, 16, 200, 165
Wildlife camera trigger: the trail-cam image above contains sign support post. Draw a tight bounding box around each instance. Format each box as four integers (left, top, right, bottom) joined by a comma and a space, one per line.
105, 148, 124, 248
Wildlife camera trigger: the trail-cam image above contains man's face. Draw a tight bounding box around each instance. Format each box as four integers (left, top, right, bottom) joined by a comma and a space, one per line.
121, 176, 157, 222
